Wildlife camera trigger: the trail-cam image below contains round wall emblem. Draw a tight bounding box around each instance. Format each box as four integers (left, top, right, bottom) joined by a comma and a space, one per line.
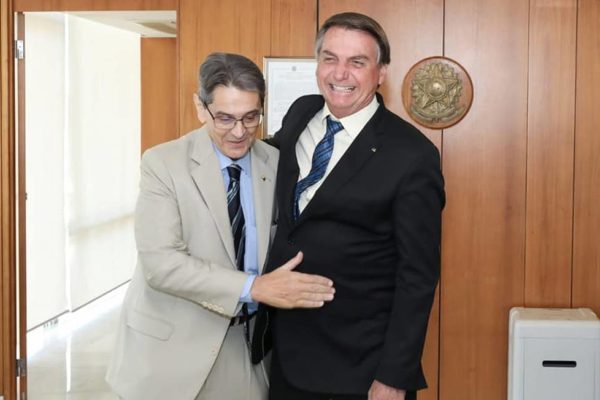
402, 56, 473, 129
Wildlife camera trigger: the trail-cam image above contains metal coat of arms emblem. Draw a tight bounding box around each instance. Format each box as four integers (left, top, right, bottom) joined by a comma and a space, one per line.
402, 57, 473, 129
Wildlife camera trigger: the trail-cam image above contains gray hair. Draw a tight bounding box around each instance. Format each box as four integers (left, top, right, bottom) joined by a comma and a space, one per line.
198, 52, 265, 106
315, 12, 391, 66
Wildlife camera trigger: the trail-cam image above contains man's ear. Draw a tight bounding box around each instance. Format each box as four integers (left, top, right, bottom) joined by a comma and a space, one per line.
378, 64, 388, 86
193, 93, 207, 124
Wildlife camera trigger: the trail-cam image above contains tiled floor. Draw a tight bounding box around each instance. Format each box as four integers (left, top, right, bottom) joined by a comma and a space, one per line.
27, 286, 126, 399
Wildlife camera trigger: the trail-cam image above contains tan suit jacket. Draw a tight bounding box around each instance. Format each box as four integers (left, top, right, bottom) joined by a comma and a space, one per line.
106, 127, 278, 400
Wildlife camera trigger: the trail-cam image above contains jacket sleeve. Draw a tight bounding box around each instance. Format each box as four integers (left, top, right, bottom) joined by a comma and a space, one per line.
375, 145, 445, 390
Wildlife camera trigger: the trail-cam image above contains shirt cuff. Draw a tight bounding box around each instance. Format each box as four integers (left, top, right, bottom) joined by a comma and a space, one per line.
239, 274, 257, 303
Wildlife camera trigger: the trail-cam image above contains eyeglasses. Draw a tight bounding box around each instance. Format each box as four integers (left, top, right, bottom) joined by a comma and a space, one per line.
203, 102, 263, 131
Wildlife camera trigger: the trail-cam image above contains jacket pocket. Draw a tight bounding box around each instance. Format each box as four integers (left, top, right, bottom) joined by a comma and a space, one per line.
127, 309, 174, 341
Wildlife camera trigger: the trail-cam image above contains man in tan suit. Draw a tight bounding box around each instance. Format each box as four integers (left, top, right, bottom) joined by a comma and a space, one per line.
106, 53, 335, 400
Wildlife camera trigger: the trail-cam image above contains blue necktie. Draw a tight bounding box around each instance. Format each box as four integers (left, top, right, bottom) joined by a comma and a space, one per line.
226, 164, 251, 343
226, 164, 245, 270
293, 116, 344, 220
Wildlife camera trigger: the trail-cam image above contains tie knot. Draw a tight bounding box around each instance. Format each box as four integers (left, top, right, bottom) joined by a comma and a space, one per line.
326, 116, 344, 136
227, 164, 242, 181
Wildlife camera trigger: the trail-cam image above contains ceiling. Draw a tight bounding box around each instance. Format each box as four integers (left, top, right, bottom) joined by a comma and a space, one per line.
68, 11, 177, 38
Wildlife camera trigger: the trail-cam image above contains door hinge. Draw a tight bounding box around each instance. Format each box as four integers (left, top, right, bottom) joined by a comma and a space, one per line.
14, 39, 24, 60
16, 358, 27, 377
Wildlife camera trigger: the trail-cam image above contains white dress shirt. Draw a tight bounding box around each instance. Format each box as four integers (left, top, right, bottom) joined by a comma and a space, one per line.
295, 96, 379, 214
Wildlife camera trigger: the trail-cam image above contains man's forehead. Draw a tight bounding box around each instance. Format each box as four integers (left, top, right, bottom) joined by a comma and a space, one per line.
321, 49, 370, 60
320, 28, 379, 58
210, 97, 261, 117
211, 87, 259, 105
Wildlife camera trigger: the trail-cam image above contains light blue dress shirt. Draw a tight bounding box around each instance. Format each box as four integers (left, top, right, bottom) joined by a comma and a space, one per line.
213, 144, 258, 313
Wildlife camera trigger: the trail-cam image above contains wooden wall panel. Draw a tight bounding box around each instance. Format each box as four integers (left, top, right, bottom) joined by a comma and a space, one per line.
1, 0, 7, 395
573, 0, 600, 315
441, 0, 529, 399
317, 2, 443, 399
525, 0, 576, 307
270, 0, 316, 57
13, 0, 176, 11
141, 38, 178, 153
178, 0, 271, 134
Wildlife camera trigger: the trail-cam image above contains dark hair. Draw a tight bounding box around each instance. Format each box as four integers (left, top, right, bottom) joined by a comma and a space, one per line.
315, 12, 390, 66
198, 52, 265, 106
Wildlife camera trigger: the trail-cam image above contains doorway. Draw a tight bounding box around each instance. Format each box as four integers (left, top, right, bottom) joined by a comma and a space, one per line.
18, 10, 176, 399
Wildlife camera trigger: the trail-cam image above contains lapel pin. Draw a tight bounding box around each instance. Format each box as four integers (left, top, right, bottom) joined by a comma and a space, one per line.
371, 147, 377, 152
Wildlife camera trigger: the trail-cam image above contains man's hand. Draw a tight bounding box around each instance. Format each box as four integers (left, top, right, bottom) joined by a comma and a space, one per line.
251, 251, 335, 308
368, 380, 406, 400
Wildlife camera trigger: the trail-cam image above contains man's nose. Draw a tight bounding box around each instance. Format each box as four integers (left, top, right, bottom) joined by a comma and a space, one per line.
230, 120, 246, 137
333, 63, 349, 80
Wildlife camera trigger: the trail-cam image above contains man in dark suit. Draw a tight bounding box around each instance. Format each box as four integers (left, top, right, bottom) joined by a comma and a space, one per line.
251, 12, 445, 400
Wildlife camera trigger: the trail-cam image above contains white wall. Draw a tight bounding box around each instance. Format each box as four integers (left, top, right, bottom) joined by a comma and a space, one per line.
25, 13, 140, 329
25, 13, 68, 329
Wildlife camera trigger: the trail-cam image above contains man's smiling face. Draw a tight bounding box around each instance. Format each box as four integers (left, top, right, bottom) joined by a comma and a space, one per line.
316, 26, 387, 119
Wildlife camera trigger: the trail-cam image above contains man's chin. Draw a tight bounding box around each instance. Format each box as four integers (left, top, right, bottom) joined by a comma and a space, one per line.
326, 104, 354, 119
224, 145, 251, 160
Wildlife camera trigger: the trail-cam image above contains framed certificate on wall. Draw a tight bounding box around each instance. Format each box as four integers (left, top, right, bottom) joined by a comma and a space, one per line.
263, 57, 319, 137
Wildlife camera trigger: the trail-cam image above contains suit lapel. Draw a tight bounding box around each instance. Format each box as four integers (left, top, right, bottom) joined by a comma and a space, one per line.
279, 140, 300, 228
189, 127, 237, 267
280, 98, 325, 227
250, 142, 276, 272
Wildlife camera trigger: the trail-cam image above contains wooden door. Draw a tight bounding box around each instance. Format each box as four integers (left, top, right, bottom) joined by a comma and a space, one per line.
1, 1, 17, 397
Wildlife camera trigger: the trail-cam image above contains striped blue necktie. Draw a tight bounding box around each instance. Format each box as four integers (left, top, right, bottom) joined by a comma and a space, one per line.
226, 164, 251, 343
226, 164, 245, 270
293, 116, 344, 220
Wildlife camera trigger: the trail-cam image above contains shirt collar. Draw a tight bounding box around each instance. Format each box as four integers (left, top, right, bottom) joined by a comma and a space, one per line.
212, 143, 252, 174
320, 96, 380, 139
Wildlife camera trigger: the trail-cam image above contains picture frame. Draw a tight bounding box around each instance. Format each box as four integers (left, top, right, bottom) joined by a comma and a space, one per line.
263, 57, 319, 137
